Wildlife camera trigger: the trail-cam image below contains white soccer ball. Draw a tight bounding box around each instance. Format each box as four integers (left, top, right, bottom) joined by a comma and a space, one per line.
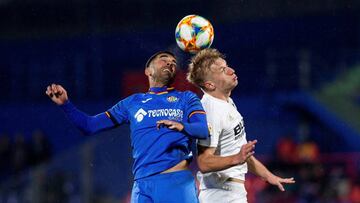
175, 15, 214, 53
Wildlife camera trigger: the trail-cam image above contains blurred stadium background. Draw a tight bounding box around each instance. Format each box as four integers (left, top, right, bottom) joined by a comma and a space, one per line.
0, 0, 360, 202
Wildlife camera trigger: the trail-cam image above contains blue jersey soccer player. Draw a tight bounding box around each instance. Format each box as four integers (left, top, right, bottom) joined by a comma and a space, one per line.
46, 51, 208, 203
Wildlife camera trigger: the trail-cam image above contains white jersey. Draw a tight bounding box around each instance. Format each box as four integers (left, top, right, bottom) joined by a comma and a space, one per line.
197, 92, 248, 190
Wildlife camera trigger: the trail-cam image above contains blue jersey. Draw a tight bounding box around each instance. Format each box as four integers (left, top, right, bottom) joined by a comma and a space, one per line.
107, 87, 206, 180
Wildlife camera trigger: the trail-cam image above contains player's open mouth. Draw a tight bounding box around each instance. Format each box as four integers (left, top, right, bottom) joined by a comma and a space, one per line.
163, 68, 173, 73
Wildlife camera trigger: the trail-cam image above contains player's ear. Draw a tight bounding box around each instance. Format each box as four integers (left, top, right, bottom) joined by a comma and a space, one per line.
145, 67, 152, 76
204, 81, 215, 91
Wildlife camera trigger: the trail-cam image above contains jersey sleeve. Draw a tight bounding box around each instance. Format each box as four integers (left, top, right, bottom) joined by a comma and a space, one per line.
197, 102, 222, 148
60, 100, 116, 135
106, 96, 132, 125
184, 91, 206, 120
182, 112, 208, 139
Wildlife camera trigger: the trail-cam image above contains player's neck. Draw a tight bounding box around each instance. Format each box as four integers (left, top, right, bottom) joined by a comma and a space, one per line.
149, 80, 167, 88
207, 90, 231, 102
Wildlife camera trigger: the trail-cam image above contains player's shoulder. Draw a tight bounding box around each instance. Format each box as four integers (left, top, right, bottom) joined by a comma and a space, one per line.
116, 93, 146, 104
174, 89, 196, 95
131, 92, 147, 99
200, 93, 217, 106
201, 95, 226, 116
174, 90, 200, 100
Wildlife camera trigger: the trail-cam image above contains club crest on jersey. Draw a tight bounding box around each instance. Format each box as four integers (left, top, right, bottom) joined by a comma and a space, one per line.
167, 96, 179, 103
207, 123, 212, 133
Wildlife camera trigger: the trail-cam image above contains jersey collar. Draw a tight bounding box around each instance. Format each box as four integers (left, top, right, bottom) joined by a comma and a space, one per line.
203, 92, 233, 104
148, 86, 175, 95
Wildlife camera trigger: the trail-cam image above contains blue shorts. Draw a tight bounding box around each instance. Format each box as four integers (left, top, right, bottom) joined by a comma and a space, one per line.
131, 170, 199, 203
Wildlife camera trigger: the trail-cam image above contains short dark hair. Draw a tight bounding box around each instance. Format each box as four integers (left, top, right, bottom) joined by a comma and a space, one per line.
145, 51, 175, 68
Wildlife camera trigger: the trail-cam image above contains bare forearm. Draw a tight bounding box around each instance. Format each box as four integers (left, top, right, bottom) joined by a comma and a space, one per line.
247, 156, 296, 191
198, 153, 240, 173
247, 156, 272, 180
197, 141, 257, 173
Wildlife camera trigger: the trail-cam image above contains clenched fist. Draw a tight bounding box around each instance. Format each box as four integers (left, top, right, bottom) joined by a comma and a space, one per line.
45, 83, 68, 105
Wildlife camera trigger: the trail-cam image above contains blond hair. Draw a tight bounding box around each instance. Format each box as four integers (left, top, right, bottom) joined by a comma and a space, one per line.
187, 48, 225, 88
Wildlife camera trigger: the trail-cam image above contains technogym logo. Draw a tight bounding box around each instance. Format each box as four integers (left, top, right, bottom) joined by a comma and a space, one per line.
134, 108, 184, 122
134, 108, 147, 122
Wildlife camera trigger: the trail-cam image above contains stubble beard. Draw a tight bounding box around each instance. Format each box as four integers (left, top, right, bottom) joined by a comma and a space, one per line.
153, 71, 176, 86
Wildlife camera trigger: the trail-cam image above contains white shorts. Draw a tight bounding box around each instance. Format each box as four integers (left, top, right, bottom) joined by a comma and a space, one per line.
199, 181, 247, 203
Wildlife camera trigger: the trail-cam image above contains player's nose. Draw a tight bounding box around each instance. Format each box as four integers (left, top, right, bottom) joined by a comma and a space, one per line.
226, 67, 235, 75
167, 61, 176, 69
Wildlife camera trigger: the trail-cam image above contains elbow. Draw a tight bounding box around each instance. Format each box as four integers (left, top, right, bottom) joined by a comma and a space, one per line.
197, 158, 212, 173
81, 118, 98, 136
81, 120, 97, 136
197, 163, 211, 173
198, 133, 209, 140
198, 166, 212, 174
198, 126, 209, 139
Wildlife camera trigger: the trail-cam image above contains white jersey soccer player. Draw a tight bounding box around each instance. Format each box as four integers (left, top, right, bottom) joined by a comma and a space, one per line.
197, 93, 248, 202
187, 48, 295, 203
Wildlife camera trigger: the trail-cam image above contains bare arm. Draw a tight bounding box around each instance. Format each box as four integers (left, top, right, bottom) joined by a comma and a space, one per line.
247, 156, 295, 191
197, 140, 257, 173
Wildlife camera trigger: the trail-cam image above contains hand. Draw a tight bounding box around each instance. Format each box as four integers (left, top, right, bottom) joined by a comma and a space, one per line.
156, 120, 184, 131
266, 175, 295, 192
233, 140, 257, 165
45, 83, 68, 105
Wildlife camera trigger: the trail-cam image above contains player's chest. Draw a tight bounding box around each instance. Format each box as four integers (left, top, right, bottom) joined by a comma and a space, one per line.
221, 109, 246, 141
128, 95, 185, 123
